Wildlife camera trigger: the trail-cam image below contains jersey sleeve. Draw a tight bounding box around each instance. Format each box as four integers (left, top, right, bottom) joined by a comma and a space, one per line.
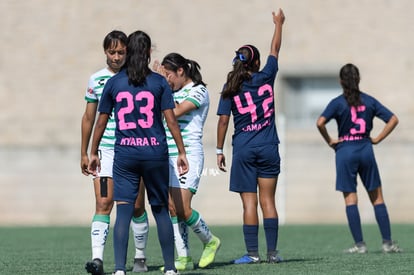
186, 85, 209, 108
160, 78, 175, 111
217, 95, 232, 116
98, 78, 114, 114
258, 55, 278, 83
373, 97, 394, 122
320, 98, 338, 122
85, 75, 99, 103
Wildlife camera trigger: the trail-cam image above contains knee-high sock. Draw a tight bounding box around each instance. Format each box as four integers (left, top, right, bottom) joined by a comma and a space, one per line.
131, 211, 149, 259
185, 209, 212, 244
114, 203, 134, 272
263, 218, 279, 253
151, 205, 175, 271
172, 216, 190, 257
243, 224, 259, 255
346, 205, 363, 244
374, 203, 391, 241
91, 214, 110, 260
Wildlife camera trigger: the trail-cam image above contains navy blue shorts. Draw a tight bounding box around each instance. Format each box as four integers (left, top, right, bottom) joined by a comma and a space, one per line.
230, 144, 280, 193
335, 141, 381, 192
113, 156, 169, 206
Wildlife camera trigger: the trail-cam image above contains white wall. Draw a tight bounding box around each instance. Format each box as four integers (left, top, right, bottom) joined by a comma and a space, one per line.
0, 0, 412, 225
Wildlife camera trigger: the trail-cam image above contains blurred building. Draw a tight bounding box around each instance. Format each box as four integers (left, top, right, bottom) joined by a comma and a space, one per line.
0, 0, 412, 225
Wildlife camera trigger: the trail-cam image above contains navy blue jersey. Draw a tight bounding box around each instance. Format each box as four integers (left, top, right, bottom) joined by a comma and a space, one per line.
217, 55, 280, 148
99, 69, 175, 160
321, 92, 394, 143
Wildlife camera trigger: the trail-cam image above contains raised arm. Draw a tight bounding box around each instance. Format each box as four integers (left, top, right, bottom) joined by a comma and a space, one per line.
270, 8, 285, 58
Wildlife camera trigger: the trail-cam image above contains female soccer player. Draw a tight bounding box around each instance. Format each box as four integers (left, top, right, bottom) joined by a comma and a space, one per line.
216, 8, 285, 264
157, 53, 220, 270
317, 63, 402, 254
88, 30, 189, 275
80, 30, 149, 274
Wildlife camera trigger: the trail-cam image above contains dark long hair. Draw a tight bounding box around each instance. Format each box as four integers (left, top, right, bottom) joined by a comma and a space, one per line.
126, 30, 152, 86
222, 44, 260, 99
340, 63, 361, 107
161, 53, 206, 87
103, 30, 127, 50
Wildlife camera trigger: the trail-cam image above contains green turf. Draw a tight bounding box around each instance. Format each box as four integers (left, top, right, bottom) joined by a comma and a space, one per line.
0, 224, 412, 274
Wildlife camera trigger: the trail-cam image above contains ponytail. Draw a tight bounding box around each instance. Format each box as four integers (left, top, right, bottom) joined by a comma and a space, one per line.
187, 59, 206, 86
222, 45, 260, 99
340, 63, 361, 107
161, 53, 206, 87
222, 62, 250, 99
126, 31, 152, 86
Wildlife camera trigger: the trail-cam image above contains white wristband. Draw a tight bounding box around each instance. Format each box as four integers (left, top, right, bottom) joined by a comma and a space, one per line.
216, 148, 224, 155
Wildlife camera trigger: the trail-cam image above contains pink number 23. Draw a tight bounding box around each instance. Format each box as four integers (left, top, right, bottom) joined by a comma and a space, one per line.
116, 91, 154, 130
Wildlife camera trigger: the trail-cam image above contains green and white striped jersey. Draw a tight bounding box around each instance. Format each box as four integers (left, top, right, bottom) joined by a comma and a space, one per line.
84, 67, 116, 149
164, 82, 209, 156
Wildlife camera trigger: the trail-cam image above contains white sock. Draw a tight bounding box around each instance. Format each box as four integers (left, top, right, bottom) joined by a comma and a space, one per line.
190, 217, 212, 244
91, 220, 110, 260
186, 210, 212, 244
173, 218, 190, 257
131, 212, 149, 259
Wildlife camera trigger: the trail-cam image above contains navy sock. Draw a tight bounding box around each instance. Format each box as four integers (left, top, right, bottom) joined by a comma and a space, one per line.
151, 205, 175, 271
346, 205, 363, 244
114, 203, 134, 271
374, 203, 391, 241
243, 224, 259, 255
263, 218, 279, 253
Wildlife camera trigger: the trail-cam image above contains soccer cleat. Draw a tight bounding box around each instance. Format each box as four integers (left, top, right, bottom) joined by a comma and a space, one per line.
174, 256, 194, 271
382, 241, 403, 253
164, 270, 180, 275
198, 235, 221, 268
343, 243, 368, 254
132, 258, 148, 272
233, 254, 261, 264
267, 252, 283, 263
85, 258, 104, 275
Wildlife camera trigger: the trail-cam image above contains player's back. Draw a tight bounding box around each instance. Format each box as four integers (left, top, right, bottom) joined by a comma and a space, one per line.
101, 71, 175, 160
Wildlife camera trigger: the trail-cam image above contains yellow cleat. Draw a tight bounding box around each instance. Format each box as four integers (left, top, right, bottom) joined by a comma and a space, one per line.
174, 256, 194, 271
198, 235, 221, 268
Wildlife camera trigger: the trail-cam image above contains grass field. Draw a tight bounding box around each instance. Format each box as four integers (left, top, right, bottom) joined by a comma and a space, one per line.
0, 224, 412, 274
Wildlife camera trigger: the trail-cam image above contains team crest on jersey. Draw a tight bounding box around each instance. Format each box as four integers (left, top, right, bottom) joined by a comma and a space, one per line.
87, 87, 94, 95
98, 79, 106, 86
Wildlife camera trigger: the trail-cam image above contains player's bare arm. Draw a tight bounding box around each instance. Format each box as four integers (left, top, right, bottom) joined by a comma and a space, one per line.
88, 113, 109, 176
371, 115, 399, 145
80, 102, 98, 175
163, 108, 189, 175
270, 8, 285, 58
216, 114, 230, 172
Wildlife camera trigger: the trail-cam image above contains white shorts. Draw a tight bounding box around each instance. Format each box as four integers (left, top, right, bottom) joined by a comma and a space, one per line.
95, 147, 114, 178
169, 154, 204, 193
